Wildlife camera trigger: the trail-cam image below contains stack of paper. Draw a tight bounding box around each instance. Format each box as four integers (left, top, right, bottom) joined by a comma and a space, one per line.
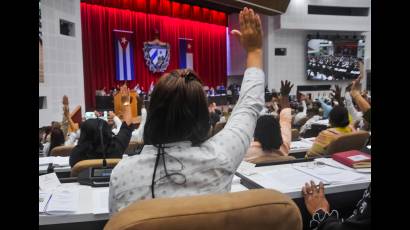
236, 161, 257, 176
39, 192, 52, 213
293, 163, 369, 184
39, 173, 61, 192
45, 189, 79, 215
314, 158, 371, 174
256, 167, 323, 191
39, 157, 54, 166
290, 141, 313, 150
39, 157, 70, 167
92, 188, 109, 214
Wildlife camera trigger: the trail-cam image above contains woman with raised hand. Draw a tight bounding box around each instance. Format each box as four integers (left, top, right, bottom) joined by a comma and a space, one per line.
69, 85, 136, 167
109, 7, 264, 213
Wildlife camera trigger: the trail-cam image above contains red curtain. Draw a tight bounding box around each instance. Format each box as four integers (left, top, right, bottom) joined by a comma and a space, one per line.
81, 2, 227, 111
82, 0, 227, 26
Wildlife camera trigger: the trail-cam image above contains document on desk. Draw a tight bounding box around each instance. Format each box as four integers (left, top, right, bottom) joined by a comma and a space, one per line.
293, 164, 369, 184
52, 157, 70, 167
39, 192, 52, 213
46, 189, 79, 215
39, 173, 61, 192
314, 158, 371, 174
255, 167, 323, 191
236, 161, 257, 176
290, 141, 313, 150
39, 157, 54, 166
92, 188, 110, 214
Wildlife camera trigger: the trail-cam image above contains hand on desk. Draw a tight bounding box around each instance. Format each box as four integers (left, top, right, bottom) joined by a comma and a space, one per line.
302, 181, 330, 216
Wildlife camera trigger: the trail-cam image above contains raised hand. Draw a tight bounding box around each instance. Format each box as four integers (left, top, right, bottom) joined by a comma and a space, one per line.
62, 95, 69, 106
120, 85, 131, 106
63, 105, 70, 118
231, 7, 262, 53
280, 80, 294, 96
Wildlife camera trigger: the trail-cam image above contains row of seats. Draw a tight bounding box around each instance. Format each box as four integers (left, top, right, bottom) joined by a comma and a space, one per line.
49, 141, 144, 157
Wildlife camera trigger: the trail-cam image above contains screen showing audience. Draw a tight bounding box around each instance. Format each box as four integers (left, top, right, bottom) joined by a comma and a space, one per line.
306, 38, 365, 81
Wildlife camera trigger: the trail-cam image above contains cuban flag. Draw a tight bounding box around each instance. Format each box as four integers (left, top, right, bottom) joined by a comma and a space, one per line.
114, 30, 135, 81
179, 38, 194, 69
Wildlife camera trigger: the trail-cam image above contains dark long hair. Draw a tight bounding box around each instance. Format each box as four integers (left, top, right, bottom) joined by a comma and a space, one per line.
49, 128, 65, 154
254, 115, 283, 151
329, 106, 350, 128
69, 118, 114, 167
144, 69, 208, 198
144, 69, 210, 146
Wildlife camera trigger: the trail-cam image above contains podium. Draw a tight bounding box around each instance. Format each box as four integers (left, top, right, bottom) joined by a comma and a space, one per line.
114, 90, 138, 118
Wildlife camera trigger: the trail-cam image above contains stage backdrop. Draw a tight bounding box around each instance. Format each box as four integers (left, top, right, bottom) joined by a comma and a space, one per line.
81, 1, 227, 110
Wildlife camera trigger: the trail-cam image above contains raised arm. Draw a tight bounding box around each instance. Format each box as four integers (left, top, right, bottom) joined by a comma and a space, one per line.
350, 61, 371, 115
318, 98, 332, 119
278, 80, 294, 154
344, 83, 363, 122
210, 7, 264, 167
110, 111, 122, 135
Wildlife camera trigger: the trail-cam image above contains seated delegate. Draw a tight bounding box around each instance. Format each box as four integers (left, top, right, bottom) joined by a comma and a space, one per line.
108, 7, 265, 213
244, 80, 294, 164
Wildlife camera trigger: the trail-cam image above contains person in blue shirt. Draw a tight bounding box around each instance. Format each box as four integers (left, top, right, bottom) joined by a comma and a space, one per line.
317, 98, 332, 119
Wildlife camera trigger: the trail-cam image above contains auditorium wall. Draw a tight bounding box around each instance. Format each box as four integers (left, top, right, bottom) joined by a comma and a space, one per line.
39, 0, 85, 127
226, 0, 371, 95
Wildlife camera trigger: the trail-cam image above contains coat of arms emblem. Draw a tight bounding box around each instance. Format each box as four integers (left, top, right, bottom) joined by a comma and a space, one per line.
143, 39, 170, 73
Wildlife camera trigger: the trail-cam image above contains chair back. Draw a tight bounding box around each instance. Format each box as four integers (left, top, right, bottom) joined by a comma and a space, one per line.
50, 145, 74, 157
70, 158, 121, 177
326, 131, 370, 155
104, 189, 302, 230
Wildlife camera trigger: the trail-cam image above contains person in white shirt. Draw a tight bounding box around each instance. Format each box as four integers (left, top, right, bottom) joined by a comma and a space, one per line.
109, 7, 264, 213
294, 98, 307, 125
130, 108, 147, 142
110, 111, 123, 136
300, 107, 322, 135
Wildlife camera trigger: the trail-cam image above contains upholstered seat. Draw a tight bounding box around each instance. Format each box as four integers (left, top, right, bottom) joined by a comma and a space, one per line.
104, 189, 302, 230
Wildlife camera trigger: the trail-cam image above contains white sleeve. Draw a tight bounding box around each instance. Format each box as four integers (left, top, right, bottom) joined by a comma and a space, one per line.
112, 116, 122, 135
65, 132, 77, 146
206, 67, 265, 168
302, 100, 307, 115
131, 108, 147, 142
300, 116, 320, 134
344, 92, 363, 122
42, 142, 50, 156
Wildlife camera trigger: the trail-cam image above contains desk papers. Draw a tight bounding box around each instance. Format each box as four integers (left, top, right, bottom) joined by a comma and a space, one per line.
39, 157, 70, 167
254, 167, 323, 191
39, 192, 52, 213
290, 141, 313, 150
92, 188, 109, 214
39, 173, 61, 192
236, 161, 257, 176
293, 163, 368, 184
45, 189, 79, 215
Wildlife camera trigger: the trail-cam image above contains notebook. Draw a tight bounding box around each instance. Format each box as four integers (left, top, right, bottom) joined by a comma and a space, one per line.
332, 150, 371, 169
